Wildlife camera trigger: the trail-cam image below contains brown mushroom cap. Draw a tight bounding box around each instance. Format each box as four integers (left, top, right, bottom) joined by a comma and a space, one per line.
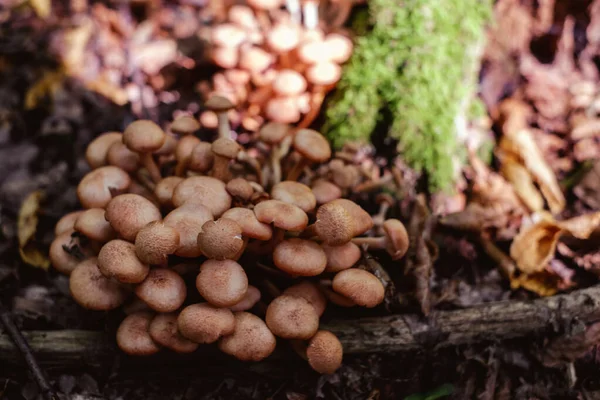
98, 239, 150, 283
74, 208, 116, 242
172, 176, 232, 217
322, 287, 356, 307
265, 97, 301, 124
283, 281, 327, 316
315, 199, 373, 245
219, 312, 276, 361
77, 166, 131, 209
273, 69, 307, 97
265, 295, 319, 339
135, 221, 180, 265
212, 137, 242, 159
259, 122, 290, 145
170, 116, 200, 136
239, 46, 273, 73
123, 120, 166, 153
267, 23, 300, 53
105, 194, 162, 242
205, 95, 235, 113
324, 33, 353, 64
254, 200, 308, 231
153, 134, 178, 156
178, 303, 236, 344
188, 142, 215, 173
69, 257, 127, 310
50, 231, 93, 275
163, 202, 213, 257
106, 141, 140, 173
306, 330, 343, 374
271, 181, 316, 212
135, 268, 187, 313
332, 165, 360, 189
273, 239, 327, 276
197, 218, 244, 260
116, 312, 161, 356
85, 132, 122, 169
305, 62, 342, 86
196, 259, 248, 307
229, 285, 261, 312
154, 176, 184, 208
382, 219, 409, 260
293, 129, 331, 163
148, 313, 199, 353
175, 135, 201, 164
311, 180, 342, 204
226, 178, 254, 201
222, 207, 272, 240
332, 269, 384, 308
55, 211, 85, 236
323, 242, 361, 273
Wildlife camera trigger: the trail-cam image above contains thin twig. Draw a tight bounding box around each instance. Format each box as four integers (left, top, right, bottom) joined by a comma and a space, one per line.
0, 305, 57, 400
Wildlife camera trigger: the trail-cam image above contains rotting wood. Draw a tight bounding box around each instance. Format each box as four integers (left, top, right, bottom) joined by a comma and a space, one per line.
2, 285, 600, 366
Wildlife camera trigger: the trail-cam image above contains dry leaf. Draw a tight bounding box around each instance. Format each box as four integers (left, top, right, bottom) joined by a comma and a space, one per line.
18, 190, 50, 269
24, 69, 65, 110
500, 155, 544, 212
509, 271, 560, 297
559, 212, 600, 239
510, 220, 563, 274
29, 0, 51, 18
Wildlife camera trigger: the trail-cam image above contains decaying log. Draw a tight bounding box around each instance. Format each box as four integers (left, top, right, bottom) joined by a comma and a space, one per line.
2, 285, 600, 367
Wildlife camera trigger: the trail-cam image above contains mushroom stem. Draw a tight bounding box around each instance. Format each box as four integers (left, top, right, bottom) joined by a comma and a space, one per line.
211, 154, 232, 182
174, 159, 189, 177
237, 151, 263, 184
135, 169, 157, 192
302, 0, 319, 30
372, 202, 391, 226
140, 153, 162, 183
217, 111, 231, 139
351, 236, 386, 248
297, 89, 325, 129
286, 0, 302, 23
286, 158, 309, 182
270, 134, 294, 186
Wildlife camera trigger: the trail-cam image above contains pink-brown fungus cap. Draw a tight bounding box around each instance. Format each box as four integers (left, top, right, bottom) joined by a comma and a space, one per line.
222, 207, 272, 240
219, 312, 276, 361
196, 259, 248, 307
229, 285, 261, 312
77, 166, 131, 209
116, 312, 161, 356
170, 115, 200, 136
188, 142, 215, 173
135, 268, 187, 313
273, 69, 307, 97
293, 129, 331, 163
172, 176, 232, 217
106, 141, 140, 173
197, 218, 244, 260
69, 257, 127, 310
332, 269, 384, 308
123, 120, 166, 153
315, 199, 373, 245
74, 208, 116, 242
273, 239, 327, 276
55, 211, 84, 236
323, 242, 361, 273
271, 181, 316, 212
265, 295, 319, 339
154, 176, 184, 208
135, 221, 180, 265
259, 122, 290, 145
148, 313, 199, 353
226, 178, 254, 202
98, 239, 150, 283
306, 330, 343, 374
177, 303, 235, 344
254, 200, 308, 231
283, 281, 327, 316
311, 180, 342, 204
105, 194, 162, 242
50, 231, 93, 275
86, 132, 122, 169
164, 202, 213, 257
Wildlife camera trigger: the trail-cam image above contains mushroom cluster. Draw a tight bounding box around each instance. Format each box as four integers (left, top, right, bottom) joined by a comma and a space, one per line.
199, 0, 354, 133
50, 97, 409, 374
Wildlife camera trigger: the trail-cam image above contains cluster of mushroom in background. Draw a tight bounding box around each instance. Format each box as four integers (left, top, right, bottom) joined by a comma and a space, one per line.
198, 0, 354, 132
49, 96, 409, 374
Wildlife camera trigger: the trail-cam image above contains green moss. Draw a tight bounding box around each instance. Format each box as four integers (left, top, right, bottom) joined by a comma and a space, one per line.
324, 0, 492, 191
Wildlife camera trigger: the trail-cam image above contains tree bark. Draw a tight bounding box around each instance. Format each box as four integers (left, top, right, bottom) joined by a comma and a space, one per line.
2, 285, 600, 367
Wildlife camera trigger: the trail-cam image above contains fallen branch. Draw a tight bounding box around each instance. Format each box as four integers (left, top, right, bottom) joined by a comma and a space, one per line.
2, 285, 600, 367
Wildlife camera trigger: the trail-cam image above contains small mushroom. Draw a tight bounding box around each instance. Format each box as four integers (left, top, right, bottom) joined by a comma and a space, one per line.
265, 295, 319, 339
306, 330, 343, 374
135, 221, 180, 265
164, 202, 213, 257
271, 181, 316, 212
272, 69, 307, 97
171, 176, 232, 217
77, 166, 131, 209
50, 231, 93, 275
205, 95, 235, 139
287, 129, 331, 181
352, 219, 409, 260
323, 242, 361, 272
229, 285, 262, 312
170, 115, 200, 136
332, 269, 384, 308
98, 239, 150, 283
266, 22, 300, 68
196, 259, 248, 307
105, 194, 162, 242
197, 218, 244, 260
265, 96, 301, 124
311, 180, 342, 204
283, 281, 327, 316
123, 120, 167, 183
85, 132, 122, 169
148, 313, 199, 353
188, 142, 215, 173
178, 303, 236, 344
116, 312, 161, 355
273, 238, 327, 276
106, 141, 140, 173
74, 208, 116, 242
174, 135, 201, 176
54, 211, 84, 236
211, 137, 241, 182
314, 199, 373, 245
69, 258, 127, 310
226, 178, 254, 203
222, 207, 273, 241
219, 312, 276, 361
154, 176, 184, 208
135, 268, 187, 313
254, 200, 308, 232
